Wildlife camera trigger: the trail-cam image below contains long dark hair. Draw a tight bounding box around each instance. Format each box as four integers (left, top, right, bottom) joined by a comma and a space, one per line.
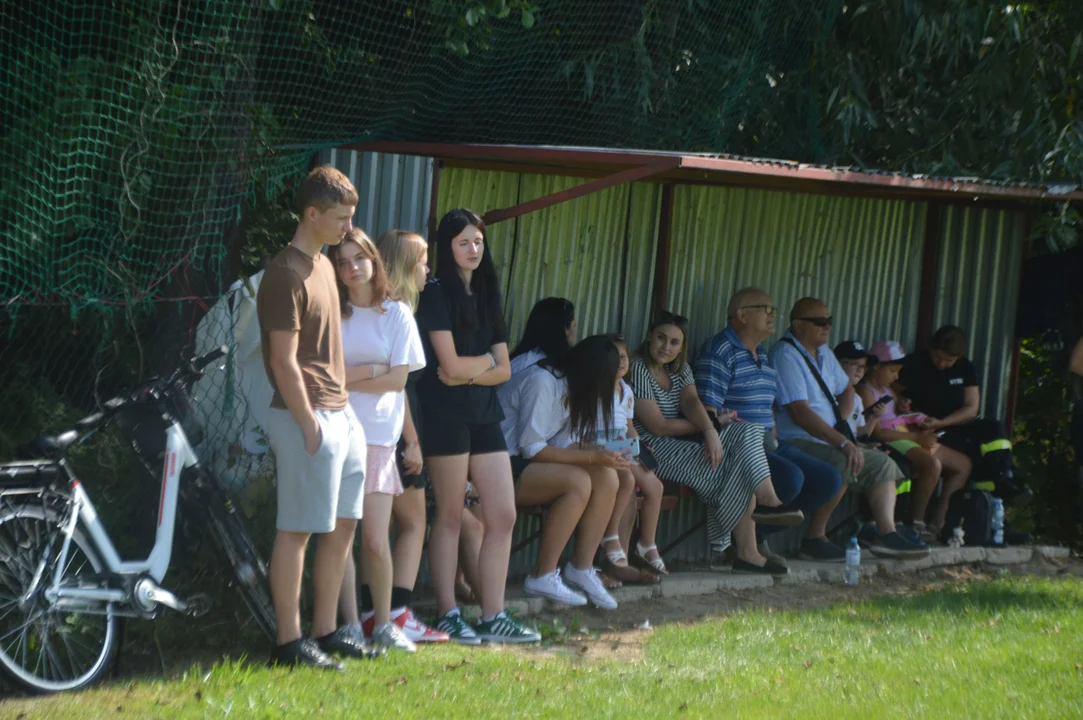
434, 208, 507, 341
512, 297, 575, 364
544, 335, 619, 445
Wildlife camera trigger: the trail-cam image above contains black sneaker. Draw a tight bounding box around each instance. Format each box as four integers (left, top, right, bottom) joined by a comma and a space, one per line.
798, 537, 846, 562
868, 531, 931, 560
269, 637, 343, 671
732, 558, 789, 576
315, 624, 386, 660
751, 505, 805, 527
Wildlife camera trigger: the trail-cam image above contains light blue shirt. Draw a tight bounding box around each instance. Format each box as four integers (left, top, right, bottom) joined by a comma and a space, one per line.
769, 331, 849, 445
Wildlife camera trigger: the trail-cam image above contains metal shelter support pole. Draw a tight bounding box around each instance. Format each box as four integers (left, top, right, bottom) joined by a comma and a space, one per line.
480, 159, 681, 226
1004, 210, 1037, 434
915, 202, 944, 350
650, 183, 676, 321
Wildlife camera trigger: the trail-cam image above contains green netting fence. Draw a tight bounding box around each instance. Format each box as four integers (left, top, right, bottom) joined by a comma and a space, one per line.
0, 1, 827, 545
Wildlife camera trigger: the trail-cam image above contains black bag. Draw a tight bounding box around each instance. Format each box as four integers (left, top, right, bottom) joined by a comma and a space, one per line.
779, 338, 856, 444
940, 489, 996, 546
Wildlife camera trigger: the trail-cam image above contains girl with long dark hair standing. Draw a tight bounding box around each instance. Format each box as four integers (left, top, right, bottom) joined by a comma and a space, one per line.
416, 209, 540, 645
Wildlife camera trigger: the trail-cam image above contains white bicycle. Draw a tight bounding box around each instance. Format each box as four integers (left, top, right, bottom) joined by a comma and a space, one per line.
0, 347, 275, 694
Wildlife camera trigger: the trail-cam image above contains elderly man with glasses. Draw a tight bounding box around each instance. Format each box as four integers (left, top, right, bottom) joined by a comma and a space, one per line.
768, 297, 929, 559
695, 288, 845, 563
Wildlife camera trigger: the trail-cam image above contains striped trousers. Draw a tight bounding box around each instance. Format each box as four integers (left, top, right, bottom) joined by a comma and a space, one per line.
641, 421, 771, 550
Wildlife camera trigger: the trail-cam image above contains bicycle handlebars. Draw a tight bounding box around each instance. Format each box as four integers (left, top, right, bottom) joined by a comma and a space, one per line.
78, 346, 231, 431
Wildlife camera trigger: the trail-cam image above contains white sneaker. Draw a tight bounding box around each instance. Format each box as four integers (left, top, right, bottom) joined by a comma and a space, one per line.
372, 621, 417, 653
523, 569, 587, 607
563, 564, 618, 610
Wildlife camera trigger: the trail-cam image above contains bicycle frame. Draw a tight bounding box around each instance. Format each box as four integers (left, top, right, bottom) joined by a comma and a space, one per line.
43, 421, 199, 607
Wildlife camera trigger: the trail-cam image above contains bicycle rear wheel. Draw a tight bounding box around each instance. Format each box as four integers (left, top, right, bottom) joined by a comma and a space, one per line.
0, 502, 117, 693
196, 480, 276, 642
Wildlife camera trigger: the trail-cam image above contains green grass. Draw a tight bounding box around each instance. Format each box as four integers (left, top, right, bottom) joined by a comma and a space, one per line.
5, 575, 1083, 719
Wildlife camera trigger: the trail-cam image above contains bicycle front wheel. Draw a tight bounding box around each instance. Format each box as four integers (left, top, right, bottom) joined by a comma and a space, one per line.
0, 502, 118, 694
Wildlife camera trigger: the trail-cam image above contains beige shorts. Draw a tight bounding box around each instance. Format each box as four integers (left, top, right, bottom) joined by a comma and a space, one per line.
786, 438, 903, 492
266, 407, 366, 533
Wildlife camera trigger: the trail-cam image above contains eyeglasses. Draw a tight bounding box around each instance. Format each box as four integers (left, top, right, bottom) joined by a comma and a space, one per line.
741, 304, 778, 316
795, 316, 833, 327
657, 311, 688, 327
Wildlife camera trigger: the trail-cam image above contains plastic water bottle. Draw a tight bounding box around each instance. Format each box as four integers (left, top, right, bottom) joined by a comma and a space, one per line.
991, 497, 1005, 546
844, 537, 861, 586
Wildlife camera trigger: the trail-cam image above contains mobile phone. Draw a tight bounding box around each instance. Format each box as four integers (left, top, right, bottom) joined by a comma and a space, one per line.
603, 437, 640, 458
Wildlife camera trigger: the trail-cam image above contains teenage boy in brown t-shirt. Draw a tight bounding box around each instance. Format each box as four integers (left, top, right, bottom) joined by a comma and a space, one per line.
258, 166, 375, 669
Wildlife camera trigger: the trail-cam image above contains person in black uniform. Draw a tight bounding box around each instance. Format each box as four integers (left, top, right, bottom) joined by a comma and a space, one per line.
896, 325, 1032, 507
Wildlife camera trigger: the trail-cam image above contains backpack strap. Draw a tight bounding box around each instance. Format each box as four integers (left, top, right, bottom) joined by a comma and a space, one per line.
779, 337, 856, 444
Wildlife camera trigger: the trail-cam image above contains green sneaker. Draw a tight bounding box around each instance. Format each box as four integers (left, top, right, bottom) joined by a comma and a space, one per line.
474, 610, 541, 644
435, 611, 481, 646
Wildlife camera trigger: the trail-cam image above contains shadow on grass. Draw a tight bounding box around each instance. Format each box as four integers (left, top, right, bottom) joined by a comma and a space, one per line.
828, 575, 1082, 627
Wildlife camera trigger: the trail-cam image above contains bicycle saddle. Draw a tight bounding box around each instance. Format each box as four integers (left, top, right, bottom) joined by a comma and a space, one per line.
17, 429, 81, 459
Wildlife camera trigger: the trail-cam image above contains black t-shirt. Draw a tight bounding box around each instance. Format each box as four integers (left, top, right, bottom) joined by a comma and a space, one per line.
898, 351, 979, 420
415, 279, 508, 425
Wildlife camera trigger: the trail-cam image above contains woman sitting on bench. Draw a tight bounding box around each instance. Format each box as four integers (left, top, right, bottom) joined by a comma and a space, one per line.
500, 334, 636, 609
628, 312, 803, 575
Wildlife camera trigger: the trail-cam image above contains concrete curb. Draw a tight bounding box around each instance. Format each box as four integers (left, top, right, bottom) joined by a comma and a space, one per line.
416, 545, 1071, 619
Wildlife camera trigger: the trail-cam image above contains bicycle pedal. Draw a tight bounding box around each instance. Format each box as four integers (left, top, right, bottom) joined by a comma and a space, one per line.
183, 593, 212, 618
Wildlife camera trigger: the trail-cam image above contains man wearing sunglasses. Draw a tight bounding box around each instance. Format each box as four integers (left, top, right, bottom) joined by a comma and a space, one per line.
695, 288, 845, 564
769, 297, 929, 559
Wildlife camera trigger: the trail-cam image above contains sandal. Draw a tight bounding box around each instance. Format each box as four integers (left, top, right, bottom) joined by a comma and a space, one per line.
633, 542, 669, 576
600, 535, 650, 583
599, 572, 623, 590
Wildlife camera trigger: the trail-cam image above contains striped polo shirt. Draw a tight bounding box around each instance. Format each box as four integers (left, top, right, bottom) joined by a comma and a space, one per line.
694, 325, 778, 430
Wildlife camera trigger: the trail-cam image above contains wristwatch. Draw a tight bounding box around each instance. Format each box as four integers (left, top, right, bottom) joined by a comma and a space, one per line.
486, 352, 497, 369
838, 439, 850, 450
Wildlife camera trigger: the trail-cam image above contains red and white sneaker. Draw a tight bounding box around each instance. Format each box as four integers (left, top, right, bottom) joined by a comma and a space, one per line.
393, 607, 449, 643
360, 612, 377, 640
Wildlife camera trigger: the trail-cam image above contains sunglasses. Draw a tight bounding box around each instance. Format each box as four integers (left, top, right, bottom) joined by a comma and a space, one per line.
796, 316, 833, 327
741, 304, 778, 316
657, 311, 688, 327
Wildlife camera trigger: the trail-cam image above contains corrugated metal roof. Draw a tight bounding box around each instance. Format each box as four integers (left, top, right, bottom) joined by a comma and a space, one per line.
340, 142, 1083, 203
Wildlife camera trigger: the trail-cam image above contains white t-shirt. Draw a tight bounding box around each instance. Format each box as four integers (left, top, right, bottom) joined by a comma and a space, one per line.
342, 299, 426, 447
845, 392, 865, 439
615, 379, 635, 431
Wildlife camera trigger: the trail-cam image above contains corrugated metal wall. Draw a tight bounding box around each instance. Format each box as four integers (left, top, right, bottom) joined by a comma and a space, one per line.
666, 185, 927, 358
929, 205, 1028, 419
436, 168, 660, 342
318, 148, 432, 238
378, 161, 1024, 574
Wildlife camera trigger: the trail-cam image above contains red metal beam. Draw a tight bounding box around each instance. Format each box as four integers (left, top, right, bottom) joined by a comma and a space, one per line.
651, 184, 676, 321
479, 159, 682, 225
915, 203, 944, 350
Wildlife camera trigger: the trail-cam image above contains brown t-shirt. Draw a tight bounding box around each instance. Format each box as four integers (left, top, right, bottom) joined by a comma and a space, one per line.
257, 245, 348, 411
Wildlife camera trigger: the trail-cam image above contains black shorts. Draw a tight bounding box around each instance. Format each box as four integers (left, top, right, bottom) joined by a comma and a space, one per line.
423, 420, 507, 457
510, 454, 531, 481
396, 435, 428, 490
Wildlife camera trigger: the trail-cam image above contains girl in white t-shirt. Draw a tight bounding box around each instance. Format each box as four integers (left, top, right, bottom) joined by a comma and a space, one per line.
329, 229, 425, 654
603, 336, 667, 577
